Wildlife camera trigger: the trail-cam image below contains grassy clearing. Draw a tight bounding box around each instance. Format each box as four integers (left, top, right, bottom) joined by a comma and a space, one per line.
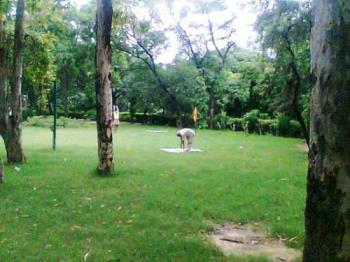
0, 124, 307, 261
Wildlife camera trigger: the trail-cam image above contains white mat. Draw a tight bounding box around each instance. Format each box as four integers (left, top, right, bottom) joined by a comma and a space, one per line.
146, 130, 168, 133
161, 148, 203, 153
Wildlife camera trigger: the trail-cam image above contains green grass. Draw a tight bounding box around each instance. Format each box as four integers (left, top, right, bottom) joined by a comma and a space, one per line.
0, 124, 307, 261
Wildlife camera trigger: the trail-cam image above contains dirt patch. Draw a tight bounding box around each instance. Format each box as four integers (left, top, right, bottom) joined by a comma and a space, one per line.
296, 143, 308, 153
210, 224, 301, 261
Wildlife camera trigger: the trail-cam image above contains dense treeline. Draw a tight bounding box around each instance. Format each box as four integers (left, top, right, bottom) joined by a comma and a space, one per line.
1, 0, 311, 139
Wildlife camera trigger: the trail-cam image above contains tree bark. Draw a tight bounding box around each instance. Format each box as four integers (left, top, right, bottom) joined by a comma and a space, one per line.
303, 1, 350, 260
0, 9, 8, 174
6, 0, 26, 163
0, 15, 7, 136
95, 0, 114, 175
208, 90, 215, 129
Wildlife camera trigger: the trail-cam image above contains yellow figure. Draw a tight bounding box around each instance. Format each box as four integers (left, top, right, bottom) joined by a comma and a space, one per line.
192, 107, 198, 126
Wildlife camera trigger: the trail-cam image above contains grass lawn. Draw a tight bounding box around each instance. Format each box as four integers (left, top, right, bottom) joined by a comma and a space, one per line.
0, 124, 307, 261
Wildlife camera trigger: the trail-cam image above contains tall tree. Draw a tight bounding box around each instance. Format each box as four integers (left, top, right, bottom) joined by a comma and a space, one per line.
95, 0, 114, 174
255, 0, 311, 145
174, 0, 236, 128
0, 0, 26, 163
303, 0, 350, 260
115, 18, 184, 125
8, 0, 26, 163
0, 3, 7, 182
0, 4, 7, 135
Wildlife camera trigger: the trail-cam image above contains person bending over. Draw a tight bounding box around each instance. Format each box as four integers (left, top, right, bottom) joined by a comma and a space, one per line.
176, 128, 195, 152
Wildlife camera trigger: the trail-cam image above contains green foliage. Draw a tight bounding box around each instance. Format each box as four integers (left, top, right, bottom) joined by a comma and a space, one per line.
24, 116, 94, 128
255, 0, 311, 130
16, 0, 306, 138
119, 112, 193, 127
213, 111, 230, 130
276, 114, 302, 138
277, 114, 291, 137
243, 110, 261, 133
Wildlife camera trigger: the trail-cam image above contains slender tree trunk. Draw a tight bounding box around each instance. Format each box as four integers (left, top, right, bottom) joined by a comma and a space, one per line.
95, 0, 114, 175
208, 89, 215, 129
62, 66, 69, 116
6, 0, 25, 163
303, 1, 350, 260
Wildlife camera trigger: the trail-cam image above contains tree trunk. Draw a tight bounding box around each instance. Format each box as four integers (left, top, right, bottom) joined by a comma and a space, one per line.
62, 66, 69, 116
208, 90, 215, 129
303, 1, 350, 260
295, 107, 309, 147
7, 0, 26, 163
95, 0, 114, 175
0, 10, 8, 173
0, 16, 7, 136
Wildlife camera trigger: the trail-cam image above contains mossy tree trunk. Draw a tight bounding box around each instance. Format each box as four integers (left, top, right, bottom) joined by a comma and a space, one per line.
0, 11, 6, 183
0, 0, 25, 164
0, 14, 7, 135
303, 0, 350, 260
95, 0, 114, 175
7, 0, 25, 163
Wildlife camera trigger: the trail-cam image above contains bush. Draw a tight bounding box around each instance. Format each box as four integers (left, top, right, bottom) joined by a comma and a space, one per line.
83, 109, 96, 121
23, 108, 37, 120
227, 118, 244, 131
213, 112, 230, 130
276, 114, 302, 137
243, 110, 260, 133
289, 120, 303, 138
259, 119, 276, 134
119, 112, 193, 127
277, 114, 291, 136
24, 116, 94, 128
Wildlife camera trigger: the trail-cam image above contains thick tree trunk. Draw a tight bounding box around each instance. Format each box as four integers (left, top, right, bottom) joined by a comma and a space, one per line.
95, 0, 114, 175
7, 0, 25, 164
0, 12, 8, 177
303, 1, 350, 260
0, 16, 7, 136
0, 19, 8, 181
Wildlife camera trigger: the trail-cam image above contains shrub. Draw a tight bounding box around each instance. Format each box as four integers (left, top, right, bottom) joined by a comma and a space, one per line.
83, 109, 96, 121
227, 118, 244, 131
24, 116, 94, 128
23, 108, 37, 120
289, 120, 302, 138
243, 110, 260, 133
259, 119, 276, 135
213, 112, 230, 130
269, 121, 278, 136
277, 114, 291, 136
276, 114, 302, 137
119, 112, 132, 122
118, 112, 193, 127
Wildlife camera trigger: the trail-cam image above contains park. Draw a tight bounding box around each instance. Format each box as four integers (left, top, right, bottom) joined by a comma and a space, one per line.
0, 0, 349, 261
